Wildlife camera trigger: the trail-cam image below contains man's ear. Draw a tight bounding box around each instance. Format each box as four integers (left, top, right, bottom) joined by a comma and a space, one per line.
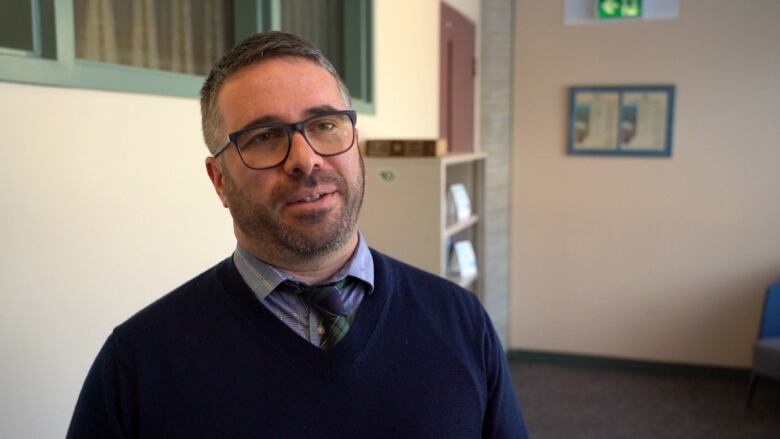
205, 156, 229, 208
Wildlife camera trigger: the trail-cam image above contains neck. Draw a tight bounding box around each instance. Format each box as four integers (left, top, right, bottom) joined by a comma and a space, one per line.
239, 232, 359, 285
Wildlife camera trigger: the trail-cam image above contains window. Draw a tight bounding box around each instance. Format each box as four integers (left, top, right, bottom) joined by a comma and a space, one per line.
0, 0, 373, 111
282, 1, 346, 80
275, 0, 372, 107
0, 1, 38, 53
73, 0, 233, 76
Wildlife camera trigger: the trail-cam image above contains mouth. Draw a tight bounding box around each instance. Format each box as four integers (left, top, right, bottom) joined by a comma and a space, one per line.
288, 190, 335, 206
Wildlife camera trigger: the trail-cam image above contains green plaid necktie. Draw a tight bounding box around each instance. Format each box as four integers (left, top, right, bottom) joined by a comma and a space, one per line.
281, 279, 349, 350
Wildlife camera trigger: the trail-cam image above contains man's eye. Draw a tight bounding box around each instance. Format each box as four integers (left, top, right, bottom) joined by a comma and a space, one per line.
255, 132, 275, 142
311, 120, 337, 132
244, 129, 283, 147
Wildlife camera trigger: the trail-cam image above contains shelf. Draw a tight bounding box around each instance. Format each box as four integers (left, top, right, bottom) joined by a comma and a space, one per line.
441, 151, 487, 166
364, 152, 487, 166
361, 153, 485, 298
444, 214, 479, 238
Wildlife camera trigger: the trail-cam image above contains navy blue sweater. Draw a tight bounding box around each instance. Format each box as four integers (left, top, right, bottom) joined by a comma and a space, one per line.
67, 250, 528, 438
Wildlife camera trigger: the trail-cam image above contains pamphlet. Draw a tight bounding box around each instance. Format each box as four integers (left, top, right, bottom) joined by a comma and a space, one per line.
448, 183, 472, 223
449, 240, 477, 279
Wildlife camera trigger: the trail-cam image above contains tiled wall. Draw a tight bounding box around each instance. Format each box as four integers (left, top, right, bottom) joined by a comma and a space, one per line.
480, 0, 513, 348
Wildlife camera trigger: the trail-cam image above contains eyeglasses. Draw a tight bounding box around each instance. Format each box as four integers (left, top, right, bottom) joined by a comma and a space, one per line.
214, 110, 357, 170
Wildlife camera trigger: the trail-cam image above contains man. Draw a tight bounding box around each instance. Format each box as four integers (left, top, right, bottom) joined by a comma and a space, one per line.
67, 31, 528, 438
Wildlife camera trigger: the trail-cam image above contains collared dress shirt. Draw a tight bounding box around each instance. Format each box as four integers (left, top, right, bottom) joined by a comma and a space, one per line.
233, 233, 374, 346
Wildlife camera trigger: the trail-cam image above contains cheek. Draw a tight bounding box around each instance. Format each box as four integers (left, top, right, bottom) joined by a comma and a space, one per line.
248, 175, 276, 202
230, 168, 275, 203
334, 150, 363, 181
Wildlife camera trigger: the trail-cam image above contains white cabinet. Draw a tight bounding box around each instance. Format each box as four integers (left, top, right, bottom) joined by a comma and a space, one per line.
359, 152, 486, 298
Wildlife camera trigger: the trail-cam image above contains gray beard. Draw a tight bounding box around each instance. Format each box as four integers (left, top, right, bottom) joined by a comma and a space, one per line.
222, 160, 364, 262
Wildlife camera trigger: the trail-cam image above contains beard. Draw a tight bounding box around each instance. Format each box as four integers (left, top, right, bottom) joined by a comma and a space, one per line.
222, 157, 365, 262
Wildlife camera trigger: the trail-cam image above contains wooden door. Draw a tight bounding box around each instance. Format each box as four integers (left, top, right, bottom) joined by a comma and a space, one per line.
440, 3, 476, 153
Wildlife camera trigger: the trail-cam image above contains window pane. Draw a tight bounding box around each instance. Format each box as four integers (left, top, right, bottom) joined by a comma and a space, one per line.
280, 0, 345, 76
0, 0, 36, 52
74, 0, 234, 76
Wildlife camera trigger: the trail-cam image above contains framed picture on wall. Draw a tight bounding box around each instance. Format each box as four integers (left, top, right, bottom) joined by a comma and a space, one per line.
568, 85, 675, 157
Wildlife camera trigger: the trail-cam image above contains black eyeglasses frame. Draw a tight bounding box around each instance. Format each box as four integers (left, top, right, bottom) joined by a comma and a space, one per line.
213, 109, 358, 170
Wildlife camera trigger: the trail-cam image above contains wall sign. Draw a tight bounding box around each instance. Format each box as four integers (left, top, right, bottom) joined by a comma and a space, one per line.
597, 0, 642, 19
568, 85, 675, 157
564, 0, 678, 26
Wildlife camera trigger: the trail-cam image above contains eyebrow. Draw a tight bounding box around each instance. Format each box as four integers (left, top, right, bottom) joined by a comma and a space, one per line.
237, 105, 343, 131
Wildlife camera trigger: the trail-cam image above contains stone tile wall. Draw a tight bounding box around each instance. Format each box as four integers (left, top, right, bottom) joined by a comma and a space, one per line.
480, 0, 513, 348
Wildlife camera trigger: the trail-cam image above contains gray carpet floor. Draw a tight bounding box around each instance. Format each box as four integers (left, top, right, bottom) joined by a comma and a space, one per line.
509, 358, 780, 438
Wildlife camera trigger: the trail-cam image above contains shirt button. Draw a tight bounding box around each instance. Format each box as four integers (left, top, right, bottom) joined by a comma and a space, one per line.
317, 323, 326, 335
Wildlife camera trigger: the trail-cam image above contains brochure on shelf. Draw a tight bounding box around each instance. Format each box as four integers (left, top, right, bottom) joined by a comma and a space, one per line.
449, 240, 477, 279
447, 183, 472, 223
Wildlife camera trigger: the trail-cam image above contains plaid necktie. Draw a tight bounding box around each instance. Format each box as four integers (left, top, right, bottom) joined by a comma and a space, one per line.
281, 279, 349, 350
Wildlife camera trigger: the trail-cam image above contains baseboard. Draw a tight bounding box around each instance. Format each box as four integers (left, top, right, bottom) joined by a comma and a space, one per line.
508, 349, 750, 380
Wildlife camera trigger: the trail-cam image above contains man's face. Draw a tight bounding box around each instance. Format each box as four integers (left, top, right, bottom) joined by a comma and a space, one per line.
207, 57, 364, 262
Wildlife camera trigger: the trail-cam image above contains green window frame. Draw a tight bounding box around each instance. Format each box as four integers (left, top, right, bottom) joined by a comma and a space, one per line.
0, 0, 374, 112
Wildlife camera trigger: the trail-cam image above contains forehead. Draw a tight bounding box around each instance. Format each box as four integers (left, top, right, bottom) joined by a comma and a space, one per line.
216, 57, 345, 131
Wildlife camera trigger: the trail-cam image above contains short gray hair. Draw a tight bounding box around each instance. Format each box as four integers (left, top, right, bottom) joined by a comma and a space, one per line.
200, 31, 352, 154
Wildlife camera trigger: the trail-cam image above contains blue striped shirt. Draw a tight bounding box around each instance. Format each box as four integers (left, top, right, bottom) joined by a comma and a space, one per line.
232, 233, 374, 346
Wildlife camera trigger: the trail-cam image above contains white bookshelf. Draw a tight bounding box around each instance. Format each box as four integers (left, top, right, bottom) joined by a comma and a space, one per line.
359, 152, 486, 298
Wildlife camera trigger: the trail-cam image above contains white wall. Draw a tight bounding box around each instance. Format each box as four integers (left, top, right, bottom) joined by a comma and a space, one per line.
0, 1, 447, 437
0, 84, 235, 438
511, 0, 780, 367
358, 0, 440, 139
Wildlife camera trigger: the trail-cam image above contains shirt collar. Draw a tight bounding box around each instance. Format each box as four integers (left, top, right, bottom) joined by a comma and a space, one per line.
233, 232, 375, 301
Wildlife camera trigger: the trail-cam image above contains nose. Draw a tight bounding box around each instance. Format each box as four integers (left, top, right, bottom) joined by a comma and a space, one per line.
283, 130, 323, 176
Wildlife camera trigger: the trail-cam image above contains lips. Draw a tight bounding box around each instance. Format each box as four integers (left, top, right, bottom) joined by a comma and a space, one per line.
275, 172, 344, 210
287, 190, 335, 205
297, 192, 325, 203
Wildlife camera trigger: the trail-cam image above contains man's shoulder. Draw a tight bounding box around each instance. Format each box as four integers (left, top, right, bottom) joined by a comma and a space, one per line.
369, 248, 483, 311
113, 257, 231, 338
368, 248, 494, 359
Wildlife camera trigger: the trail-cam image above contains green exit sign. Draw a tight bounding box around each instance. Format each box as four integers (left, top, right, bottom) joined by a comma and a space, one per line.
597, 0, 643, 19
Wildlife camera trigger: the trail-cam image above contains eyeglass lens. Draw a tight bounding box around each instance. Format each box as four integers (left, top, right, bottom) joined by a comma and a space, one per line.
235, 113, 354, 169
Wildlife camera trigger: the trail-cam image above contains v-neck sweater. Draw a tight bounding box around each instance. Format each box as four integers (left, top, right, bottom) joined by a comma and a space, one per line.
67, 249, 528, 438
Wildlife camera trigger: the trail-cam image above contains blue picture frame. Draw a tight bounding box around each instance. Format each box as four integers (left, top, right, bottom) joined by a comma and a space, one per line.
568, 85, 675, 157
